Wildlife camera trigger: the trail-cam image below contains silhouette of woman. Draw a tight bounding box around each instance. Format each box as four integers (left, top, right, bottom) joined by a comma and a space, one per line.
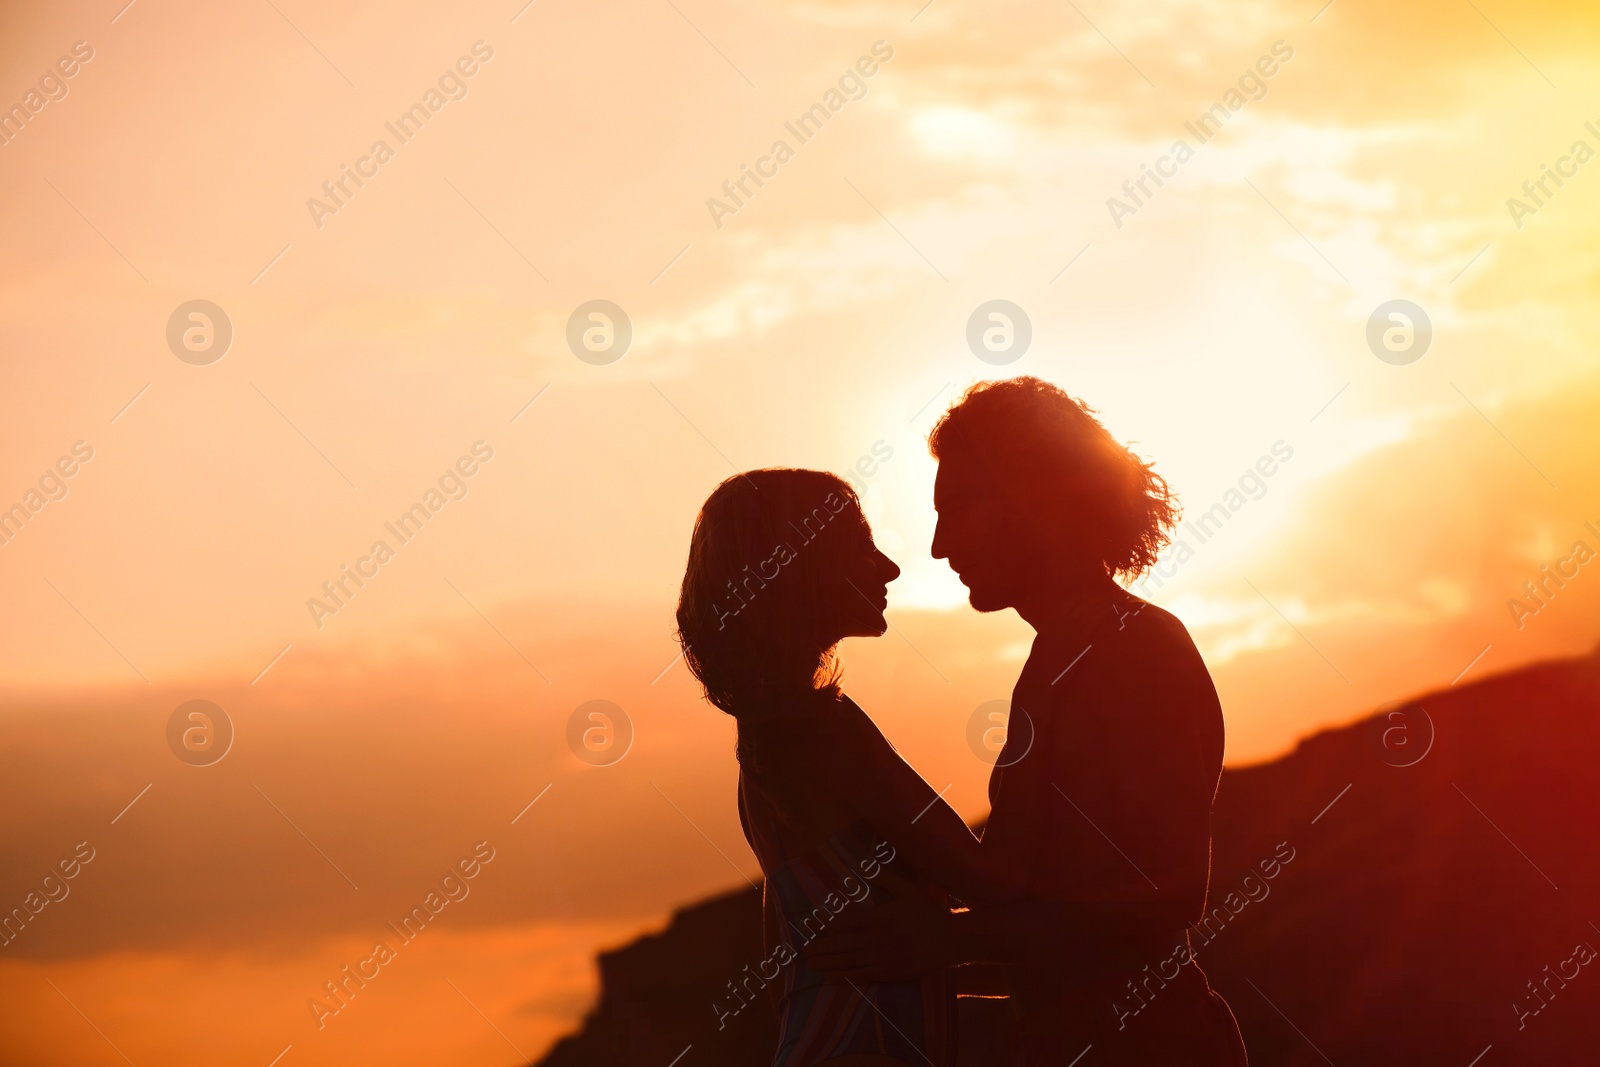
676, 469, 998, 1067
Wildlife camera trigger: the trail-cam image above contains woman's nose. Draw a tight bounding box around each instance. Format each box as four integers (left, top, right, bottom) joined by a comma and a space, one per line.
877, 550, 901, 581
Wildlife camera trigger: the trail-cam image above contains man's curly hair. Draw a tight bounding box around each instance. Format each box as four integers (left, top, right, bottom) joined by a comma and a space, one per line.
928, 376, 1179, 580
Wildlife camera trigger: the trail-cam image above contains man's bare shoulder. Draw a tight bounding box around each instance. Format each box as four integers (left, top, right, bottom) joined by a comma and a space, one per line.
1033, 595, 1218, 725
1030, 591, 1196, 668
1112, 597, 1203, 658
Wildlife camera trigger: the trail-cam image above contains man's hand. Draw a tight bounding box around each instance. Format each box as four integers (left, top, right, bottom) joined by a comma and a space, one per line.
803, 868, 957, 982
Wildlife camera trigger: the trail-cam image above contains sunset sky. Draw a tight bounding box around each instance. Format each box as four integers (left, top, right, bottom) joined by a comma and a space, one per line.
3, 0, 1599, 1064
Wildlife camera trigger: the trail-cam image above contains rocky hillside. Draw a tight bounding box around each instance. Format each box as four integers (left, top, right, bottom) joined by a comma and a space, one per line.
537, 647, 1600, 1066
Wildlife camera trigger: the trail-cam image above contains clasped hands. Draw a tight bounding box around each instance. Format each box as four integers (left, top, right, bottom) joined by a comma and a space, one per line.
803, 867, 965, 981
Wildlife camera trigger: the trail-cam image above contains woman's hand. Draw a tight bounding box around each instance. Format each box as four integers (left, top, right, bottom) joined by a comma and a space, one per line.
802, 867, 958, 981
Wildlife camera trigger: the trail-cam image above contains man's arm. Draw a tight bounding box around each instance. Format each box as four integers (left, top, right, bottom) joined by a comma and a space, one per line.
805, 883, 1195, 983
946, 894, 1195, 976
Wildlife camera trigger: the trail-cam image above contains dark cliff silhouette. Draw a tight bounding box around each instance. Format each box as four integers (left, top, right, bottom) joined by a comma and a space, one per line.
536, 644, 1600, 1067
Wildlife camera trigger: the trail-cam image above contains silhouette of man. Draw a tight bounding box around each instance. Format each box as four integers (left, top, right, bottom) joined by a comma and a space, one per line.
810, 377, 1247, 1065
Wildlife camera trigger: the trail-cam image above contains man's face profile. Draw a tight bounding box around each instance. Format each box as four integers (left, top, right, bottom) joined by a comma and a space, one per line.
932, 457, 1022, 612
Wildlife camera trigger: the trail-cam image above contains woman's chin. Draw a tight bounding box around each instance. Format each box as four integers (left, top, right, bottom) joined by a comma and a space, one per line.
839, 618, 890, 640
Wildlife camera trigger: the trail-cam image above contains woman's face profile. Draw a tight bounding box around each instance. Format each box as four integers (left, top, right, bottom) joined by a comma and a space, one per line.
820, 508, 901, 642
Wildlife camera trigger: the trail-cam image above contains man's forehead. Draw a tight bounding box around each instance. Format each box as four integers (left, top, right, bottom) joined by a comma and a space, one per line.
933, 456, 992, 503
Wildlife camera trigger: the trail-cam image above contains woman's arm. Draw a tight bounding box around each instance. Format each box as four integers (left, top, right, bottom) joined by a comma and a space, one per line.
805, 697, 1009, 907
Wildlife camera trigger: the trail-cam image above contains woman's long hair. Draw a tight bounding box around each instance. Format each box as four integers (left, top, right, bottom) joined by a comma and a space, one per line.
675, 469, 863, 758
